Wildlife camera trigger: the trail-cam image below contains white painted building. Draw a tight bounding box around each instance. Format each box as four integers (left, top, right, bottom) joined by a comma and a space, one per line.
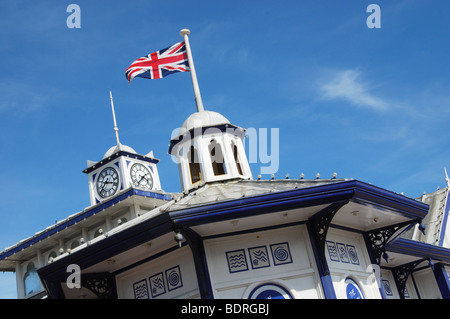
1, 103, 449, 300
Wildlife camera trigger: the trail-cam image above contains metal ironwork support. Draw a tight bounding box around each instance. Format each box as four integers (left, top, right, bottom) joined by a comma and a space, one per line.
308, 200, 349, 275
392, 258, 427, 299
364, 220, 424, 266
307, 200, 349, 299
43, 272, 117, 299
81, 272, 118, 299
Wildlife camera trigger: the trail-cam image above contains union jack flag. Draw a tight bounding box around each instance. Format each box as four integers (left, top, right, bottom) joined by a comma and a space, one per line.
125, 41, 189, 83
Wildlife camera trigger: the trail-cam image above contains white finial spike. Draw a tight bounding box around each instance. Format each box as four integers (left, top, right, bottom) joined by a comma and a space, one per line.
109, 91, 120, 146
180, 28, 204, 112
445, 167, 450, 188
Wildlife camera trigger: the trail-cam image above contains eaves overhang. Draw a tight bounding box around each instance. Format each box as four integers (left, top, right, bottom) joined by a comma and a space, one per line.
387, 237, 450, 266
0, 188, 173, 271
169, 180, 429, 228
37, 212, 173, 282
36, 180, 429, 288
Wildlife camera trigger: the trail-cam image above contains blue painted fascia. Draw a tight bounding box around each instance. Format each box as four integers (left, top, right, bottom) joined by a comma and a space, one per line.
83, 151, 160, 174
37, 211, 173, 282
0, 188, 172, 262
4, 180, 426, 264
387, 237, 450, 264
32, 179, 432, 296
170, 180, 429, 227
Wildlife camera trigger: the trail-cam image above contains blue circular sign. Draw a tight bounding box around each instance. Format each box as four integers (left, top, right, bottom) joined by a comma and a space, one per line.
248, 283, 293, 299
345, 278, 364, 299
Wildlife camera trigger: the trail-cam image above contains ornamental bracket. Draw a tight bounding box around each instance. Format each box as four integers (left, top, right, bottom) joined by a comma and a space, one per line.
307, 200, 349, 276
364, 219, 425, 266
392, 258, 430, 299
80, 272, 117, 299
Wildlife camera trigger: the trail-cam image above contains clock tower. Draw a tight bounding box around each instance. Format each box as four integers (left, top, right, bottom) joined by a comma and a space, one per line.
82, 92, 162, 205
83, 143, 162, 205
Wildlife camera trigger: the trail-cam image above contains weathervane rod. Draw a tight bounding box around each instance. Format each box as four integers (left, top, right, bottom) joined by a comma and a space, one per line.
180, 28, 205, 112
109, 91, 120, 146
445, 167, 450, 188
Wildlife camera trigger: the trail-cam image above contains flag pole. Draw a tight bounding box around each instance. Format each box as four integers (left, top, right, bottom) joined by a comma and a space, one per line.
180, 28, 205, 112
109, 91, 121, 146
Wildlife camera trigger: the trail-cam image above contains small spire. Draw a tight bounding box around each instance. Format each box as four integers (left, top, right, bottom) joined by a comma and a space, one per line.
445, 168, 450, 188
109, 91, 120, 146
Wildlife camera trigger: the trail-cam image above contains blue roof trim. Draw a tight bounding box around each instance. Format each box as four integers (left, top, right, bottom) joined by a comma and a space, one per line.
169, 180, 429, 227
83, 151, 160, 174
0, 188, 172, 262
132, 189, 172, 201
388, 237, 450, 264
38, 212, 174, 282
34, 179, 431, 285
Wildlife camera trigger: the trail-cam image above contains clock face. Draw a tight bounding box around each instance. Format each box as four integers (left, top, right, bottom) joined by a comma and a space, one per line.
130, 163, 153, 189
96, 167, 120, 198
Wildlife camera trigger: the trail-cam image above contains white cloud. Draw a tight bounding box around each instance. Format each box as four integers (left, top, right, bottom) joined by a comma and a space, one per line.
318, 69, 389, 111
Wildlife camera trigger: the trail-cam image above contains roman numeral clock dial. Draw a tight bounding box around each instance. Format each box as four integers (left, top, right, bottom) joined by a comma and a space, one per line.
96, 167, 119, 199
130, 163, 153, 189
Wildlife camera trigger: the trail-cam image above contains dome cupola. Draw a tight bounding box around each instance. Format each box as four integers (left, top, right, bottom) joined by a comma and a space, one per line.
169, 110, 252, 192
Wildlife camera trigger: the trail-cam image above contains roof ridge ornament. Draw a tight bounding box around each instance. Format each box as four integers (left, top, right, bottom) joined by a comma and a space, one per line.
109, 91, 120, 146
445, 167, 450, 188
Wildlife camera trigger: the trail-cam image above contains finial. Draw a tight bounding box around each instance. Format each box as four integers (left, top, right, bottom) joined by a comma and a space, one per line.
445, 168, 450, 188
109, 91, 120, 146
180, 28, 191, 36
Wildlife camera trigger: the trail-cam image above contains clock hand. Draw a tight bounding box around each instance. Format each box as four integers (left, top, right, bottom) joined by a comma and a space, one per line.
100, 181, 107, 194
137, 174, 148, 184
141, 175, 153, 186
100, 178, 113, 193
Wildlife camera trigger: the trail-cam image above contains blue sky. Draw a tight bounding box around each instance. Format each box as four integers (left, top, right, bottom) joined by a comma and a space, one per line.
0, 1, 449, 298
